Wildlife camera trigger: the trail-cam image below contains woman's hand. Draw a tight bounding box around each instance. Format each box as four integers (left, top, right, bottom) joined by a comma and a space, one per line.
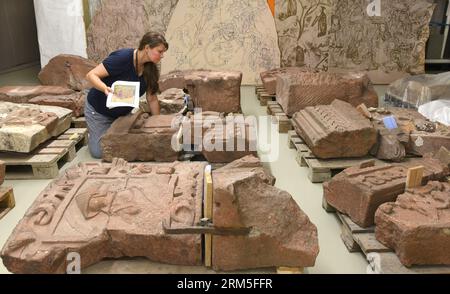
104, 87, 113, 96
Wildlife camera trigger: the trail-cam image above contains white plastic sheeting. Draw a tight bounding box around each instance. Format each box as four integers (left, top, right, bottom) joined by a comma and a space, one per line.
418, 100, 450, 126
34, 0, 88, 67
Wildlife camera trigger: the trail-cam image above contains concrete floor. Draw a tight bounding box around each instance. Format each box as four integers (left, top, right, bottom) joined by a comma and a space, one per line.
0, 65, 388, 274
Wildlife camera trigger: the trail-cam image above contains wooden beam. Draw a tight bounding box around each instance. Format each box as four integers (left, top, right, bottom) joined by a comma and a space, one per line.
356, 103, 372, 119
277, 267, 304, 274
204, 165, 213, 267
406, 166, 424, 189
0, 187, 15, 220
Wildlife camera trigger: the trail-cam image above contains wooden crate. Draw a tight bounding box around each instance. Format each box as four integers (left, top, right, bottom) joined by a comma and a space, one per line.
255, 85, 265, 94
0, 186, 15, 220
71, 116, 87, 128
0, 128, 88, 180
267, 101, 292, 134
255, 88, 275, 106
288, 130, 384, 183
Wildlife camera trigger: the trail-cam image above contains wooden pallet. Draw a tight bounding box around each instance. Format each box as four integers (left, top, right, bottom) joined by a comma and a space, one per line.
324, 199, 450, 273
288, 130, 384, 183
0, 186, 15, 220
255, 88, 275, 106
267, 101, 292, 133
277, 267, 304, 274
0, 128, 88, 180
71, 116, 87, 128
255, 85, 265, 94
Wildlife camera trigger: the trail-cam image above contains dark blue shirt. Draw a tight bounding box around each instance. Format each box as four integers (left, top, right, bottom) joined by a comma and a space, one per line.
87, 48, 147, 118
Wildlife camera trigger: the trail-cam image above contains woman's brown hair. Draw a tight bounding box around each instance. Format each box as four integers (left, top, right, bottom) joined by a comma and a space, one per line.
138, 32, 168, 95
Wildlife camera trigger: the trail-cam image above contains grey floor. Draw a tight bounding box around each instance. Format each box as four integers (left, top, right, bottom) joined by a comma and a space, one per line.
0, 65, 387, 274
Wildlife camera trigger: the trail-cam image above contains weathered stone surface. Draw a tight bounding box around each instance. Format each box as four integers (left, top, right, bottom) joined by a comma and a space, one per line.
409, 125, 450, 156
38, 54, 97, 91
328, 0, 435, 84
386, 72, 450, 107
181, 112, 257, 163
29, 92, 86, 118
0, 102, 73, 153
0, 160, 5, 186
159, 70, 242, 113
0, 86, 75, 104
162, 0, 280, 85
211, 156, 319, 271
292, 100, 377, 159
276, 71, 378, 116
101, 111, 180, 162
87, 0, 178, 63
260, 67, 306, 95
370, 107, 450, 157
159, 70, 195, 92
1, 159, 204, 273
370, 128, 407, 162
140, 88, 184, 115
324, 157, 449, 227
375, 181, 450, 267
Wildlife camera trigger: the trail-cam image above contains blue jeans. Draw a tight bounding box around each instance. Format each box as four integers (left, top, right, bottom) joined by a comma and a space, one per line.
84, 99, 115, 158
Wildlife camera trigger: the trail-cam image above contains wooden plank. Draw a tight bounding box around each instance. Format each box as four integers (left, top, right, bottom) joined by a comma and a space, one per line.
340, 224, 360, 252
2, 154, 59, 166
306, 157, 384, 171
72, 117, 87, 128
277, 267, 304, 274
204, 165, 213, 268
46, 140, 75, 149
308, 169, 332, 183
38, 148, 67, 155
406, 166, 424, 189
0, 186, 15, 220
255, 85, 265, 94
337, 213, 374, 234
32, 164, 59, 179
356, 103, 372, 119
353, 233, 391, 255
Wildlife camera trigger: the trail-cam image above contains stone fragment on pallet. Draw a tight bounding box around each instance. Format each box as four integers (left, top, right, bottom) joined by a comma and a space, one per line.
375, 181, 450, 267
276, 70, 378, 116
140, 88, 185, 115
211, 156, 319, 271
370, 127, 408, 162
292, 100, 377, 159
29, 92, 86, 117
159, 70, 242, 113
0, 86, 75, 103
260, 67, 306, 95
370, 107, 450, 157
38, 54, 97, 91
0, 102, 73, 153
182, 112, 257, 163
101, 111, 180, 162
323, 156, 449, 228
1, 159, 205, 273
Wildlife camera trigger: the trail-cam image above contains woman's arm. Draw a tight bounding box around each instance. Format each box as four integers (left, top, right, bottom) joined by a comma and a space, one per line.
86, 64, 112, 96
146, 92, 160, 115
